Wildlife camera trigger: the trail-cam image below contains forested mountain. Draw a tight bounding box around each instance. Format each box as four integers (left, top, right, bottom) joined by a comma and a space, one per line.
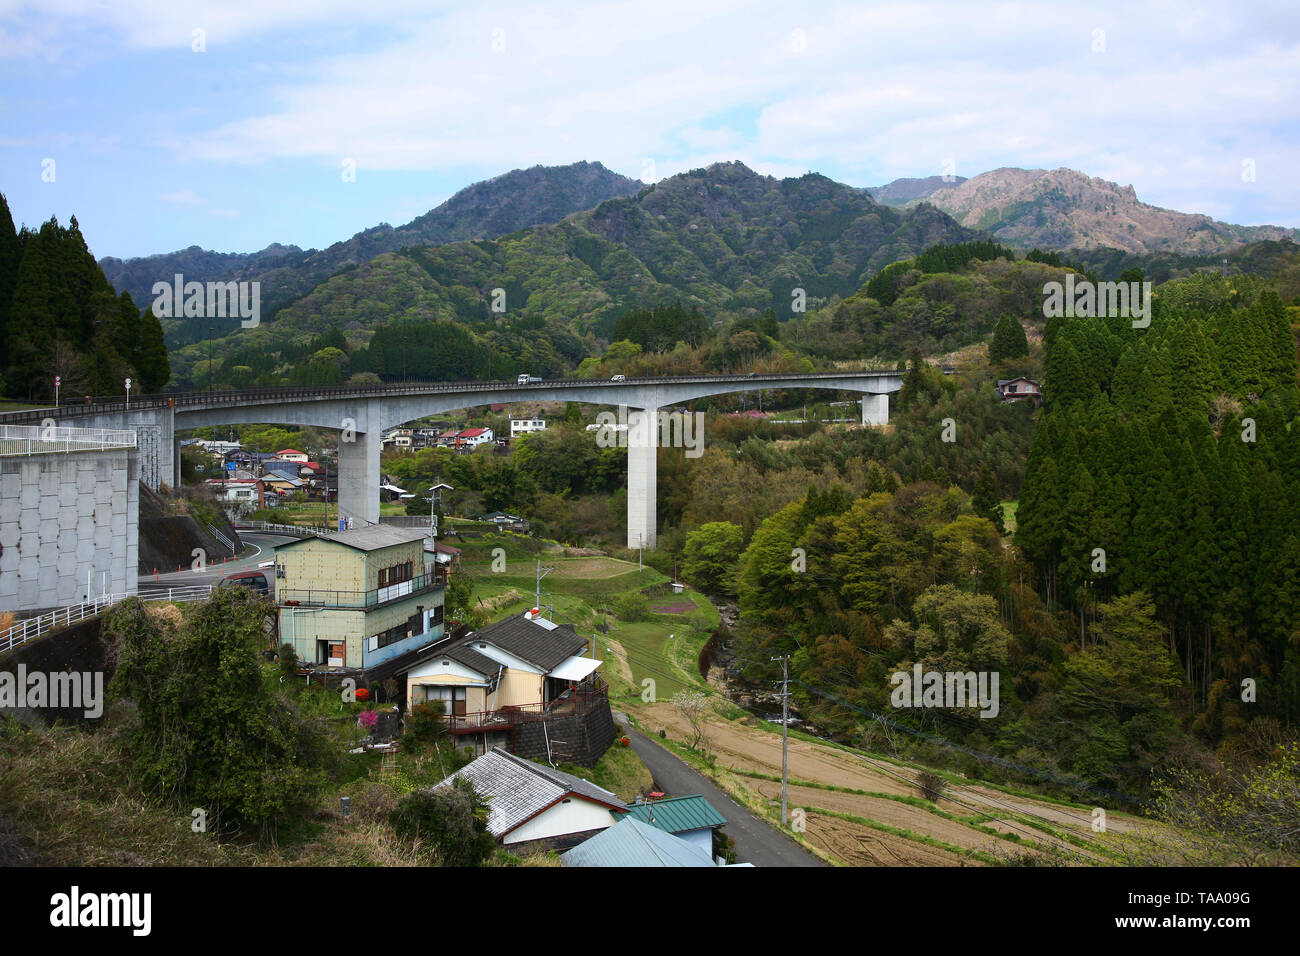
1017, 276, 1300, 728
165, 162, 979, 390
867, 174, 967, 205
1069, 238, 1300, 285
685, 250, 1300, 800
0, 194, 169, 402
920, 167, 1299, 255
100, 161, 643, 345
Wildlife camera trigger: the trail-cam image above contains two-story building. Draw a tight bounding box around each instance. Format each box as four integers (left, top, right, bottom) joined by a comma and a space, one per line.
510, 419, 547, 438
997, 377, 1043, 406
274, 525, 447, 673
374, 609, 614, 764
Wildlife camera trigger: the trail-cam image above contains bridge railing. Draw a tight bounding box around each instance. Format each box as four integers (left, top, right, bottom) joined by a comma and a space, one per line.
0, 371, 903, 424
0, 585, 213, 656
233, 520, 331, 537
0, 423, 137, 457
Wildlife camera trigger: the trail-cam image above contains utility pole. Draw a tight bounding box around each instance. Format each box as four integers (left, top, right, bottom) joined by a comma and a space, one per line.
771, 654, 791, 826
535, 559, 555, 618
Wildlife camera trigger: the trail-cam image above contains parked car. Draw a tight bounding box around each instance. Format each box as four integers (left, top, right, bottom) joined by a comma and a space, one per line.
219, 570, 270, 595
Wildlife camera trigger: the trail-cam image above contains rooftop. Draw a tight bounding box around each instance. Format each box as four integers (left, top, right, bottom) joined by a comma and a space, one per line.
438, 747, 624, 838
620, 795, 727, 834
277, 524, 430, 553
560, 817, 716, 867
384, 611, 588, 678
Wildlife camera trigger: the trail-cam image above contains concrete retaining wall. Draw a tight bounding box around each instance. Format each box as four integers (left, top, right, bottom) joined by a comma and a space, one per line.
0, 446, 139, 613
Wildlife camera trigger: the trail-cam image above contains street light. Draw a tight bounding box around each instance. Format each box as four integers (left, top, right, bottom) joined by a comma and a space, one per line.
125, 377, 132, 408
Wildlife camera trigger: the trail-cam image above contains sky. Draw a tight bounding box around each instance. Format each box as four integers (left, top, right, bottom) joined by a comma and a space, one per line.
1, 0, 1297, 260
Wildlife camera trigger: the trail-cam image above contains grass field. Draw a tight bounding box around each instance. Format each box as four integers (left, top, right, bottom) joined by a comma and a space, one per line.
458, 532, 717, 705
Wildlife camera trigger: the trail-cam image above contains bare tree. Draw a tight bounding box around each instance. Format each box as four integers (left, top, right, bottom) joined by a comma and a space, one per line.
672, 691, 709, 751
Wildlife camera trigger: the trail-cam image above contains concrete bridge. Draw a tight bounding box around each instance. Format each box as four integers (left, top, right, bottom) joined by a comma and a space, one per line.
0, 371, 901, 549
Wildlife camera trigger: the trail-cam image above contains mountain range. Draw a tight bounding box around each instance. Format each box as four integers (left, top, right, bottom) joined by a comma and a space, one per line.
877, 167, 1298, 255
100, 161, 644, 341
99, 159, 1300, 378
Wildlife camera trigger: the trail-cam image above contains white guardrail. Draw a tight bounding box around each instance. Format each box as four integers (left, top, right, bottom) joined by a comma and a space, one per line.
0, 585, 213, 655
0, 423, 137, 457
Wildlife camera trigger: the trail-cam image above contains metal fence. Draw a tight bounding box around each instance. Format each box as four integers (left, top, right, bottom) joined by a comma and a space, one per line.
233, 520, 329, 537
0, 423, 137, 457
0, 585, 213, 656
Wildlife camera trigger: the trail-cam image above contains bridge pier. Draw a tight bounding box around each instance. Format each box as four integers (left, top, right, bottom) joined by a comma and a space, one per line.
862, 393, 889, 426
627, 407, 658, 551
337, 428, 381, 528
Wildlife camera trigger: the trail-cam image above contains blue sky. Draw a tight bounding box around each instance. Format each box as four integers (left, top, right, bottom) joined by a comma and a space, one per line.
1, 0, 1297, 260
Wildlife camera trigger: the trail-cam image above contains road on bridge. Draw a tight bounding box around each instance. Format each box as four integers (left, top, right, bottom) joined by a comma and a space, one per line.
625, 727, 826, 867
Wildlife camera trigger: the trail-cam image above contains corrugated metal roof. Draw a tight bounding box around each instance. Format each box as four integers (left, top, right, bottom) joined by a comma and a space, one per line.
278, 524, 429, 553
561, 818, 716, 867
619, 795, 727, 834
436, 748, 624, 838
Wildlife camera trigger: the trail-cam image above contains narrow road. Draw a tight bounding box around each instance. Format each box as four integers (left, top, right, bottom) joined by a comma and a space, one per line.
627, 729, 826, 867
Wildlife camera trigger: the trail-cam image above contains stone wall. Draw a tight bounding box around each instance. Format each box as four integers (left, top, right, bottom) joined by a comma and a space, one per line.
511, 699, 618, 768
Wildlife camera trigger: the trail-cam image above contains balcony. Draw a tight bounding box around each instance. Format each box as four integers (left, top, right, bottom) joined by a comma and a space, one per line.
444, 675, 609, 733
277, 568, 447, 610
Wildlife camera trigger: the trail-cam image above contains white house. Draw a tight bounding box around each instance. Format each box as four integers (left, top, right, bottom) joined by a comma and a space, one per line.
435, 747, 625, 850
510, 419, 547, 437
455, 427, 494, 448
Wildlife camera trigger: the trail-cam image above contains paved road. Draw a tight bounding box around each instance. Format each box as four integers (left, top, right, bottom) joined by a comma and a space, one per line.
141, 532, 295, 590
627, 728, 826, 867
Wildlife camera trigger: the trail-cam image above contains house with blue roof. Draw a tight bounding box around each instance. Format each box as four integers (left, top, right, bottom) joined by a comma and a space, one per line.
560, 817, 717, 867
617, 794, 728, 859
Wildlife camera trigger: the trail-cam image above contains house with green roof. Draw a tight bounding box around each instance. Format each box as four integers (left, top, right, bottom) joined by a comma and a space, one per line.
618, 794, 728, 859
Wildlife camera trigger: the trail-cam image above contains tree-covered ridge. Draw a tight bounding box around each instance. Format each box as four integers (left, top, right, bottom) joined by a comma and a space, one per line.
1017, 277, 1300, 731
161, 162, 978, 390
101, 161, 645, 347
0, 194, 169, 401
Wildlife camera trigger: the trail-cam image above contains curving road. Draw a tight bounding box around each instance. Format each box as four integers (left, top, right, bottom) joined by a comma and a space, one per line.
139, 532, 296, 593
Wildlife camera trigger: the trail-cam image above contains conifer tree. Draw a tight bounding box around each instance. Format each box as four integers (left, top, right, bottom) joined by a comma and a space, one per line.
988, 315, 1029, 363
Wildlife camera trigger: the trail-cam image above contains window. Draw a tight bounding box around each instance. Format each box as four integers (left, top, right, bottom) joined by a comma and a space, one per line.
371, 622, 408, 651
423, 686, 467, 716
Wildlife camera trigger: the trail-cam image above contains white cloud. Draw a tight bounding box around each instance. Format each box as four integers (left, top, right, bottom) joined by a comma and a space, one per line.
158, 189, 204, 205
4, 0, 1298, 226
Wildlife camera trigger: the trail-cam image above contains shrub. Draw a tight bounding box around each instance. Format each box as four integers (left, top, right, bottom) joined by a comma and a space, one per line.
405, 701, 445, 745
614, 593, 651, 622
388, 778, 496, 866
277, 643, 297, 681
916, 770, 947, 803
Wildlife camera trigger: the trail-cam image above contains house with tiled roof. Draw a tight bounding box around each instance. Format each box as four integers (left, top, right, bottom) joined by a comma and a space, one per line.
996, 377, 1042, 406
454, 427, 494, 449
434, 747, 625, 851
374, 610, 616, 765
